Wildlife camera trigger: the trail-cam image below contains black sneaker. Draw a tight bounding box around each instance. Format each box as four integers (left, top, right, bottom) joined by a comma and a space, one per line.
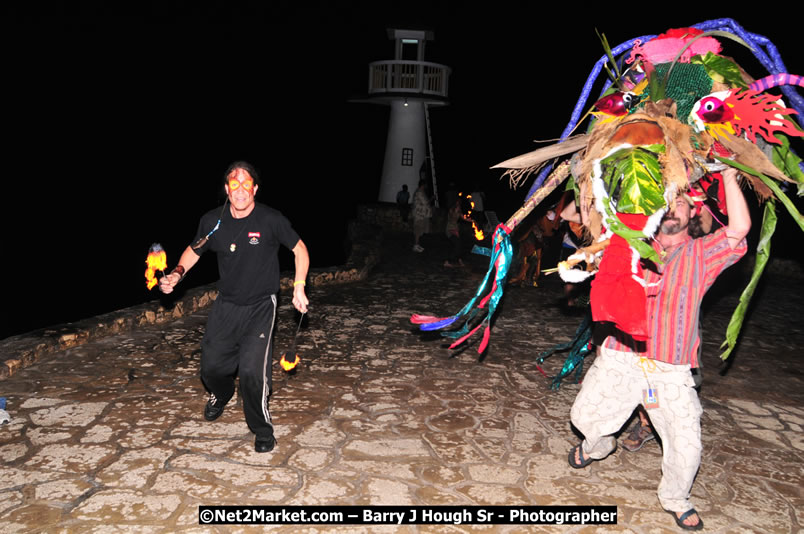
255, 435, 276, 453
203, 393, 227, 421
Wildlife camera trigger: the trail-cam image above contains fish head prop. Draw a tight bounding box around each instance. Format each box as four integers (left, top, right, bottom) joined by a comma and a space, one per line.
691, 91, 734, 130
594, 91, 640, 117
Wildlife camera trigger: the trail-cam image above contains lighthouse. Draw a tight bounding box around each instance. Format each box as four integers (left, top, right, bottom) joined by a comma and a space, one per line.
362, 29, 451, 204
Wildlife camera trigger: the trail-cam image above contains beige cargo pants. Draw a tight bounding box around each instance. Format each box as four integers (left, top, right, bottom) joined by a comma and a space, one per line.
570, 346, 703, 513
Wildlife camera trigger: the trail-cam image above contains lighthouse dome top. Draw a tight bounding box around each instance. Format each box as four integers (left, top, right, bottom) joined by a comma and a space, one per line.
386, 28, 435, 42
386, 28, 435, 62
367, 27, 450, 101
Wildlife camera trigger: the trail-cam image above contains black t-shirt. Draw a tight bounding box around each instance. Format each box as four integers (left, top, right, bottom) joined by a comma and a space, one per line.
193, 203, 301, 305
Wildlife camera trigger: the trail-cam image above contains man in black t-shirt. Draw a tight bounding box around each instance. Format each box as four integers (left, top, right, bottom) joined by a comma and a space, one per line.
160, 161, 309, 453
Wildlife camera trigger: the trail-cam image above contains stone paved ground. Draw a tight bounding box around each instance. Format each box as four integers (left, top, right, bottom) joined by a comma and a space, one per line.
1, 231, 802, 533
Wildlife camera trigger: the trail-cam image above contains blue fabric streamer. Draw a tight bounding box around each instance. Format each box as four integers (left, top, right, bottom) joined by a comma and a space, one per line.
472, 245, 492, 257
419, 316, 460, 331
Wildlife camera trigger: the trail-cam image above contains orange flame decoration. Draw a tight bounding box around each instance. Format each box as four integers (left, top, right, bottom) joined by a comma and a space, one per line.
461, 193, 485, 241
280, 353, 300, 371
471, 221, 485, 241
145, 243, 168, 290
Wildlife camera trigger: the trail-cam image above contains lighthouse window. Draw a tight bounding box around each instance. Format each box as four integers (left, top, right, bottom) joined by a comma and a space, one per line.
401, 39, 418, 60
401, 148, 414, 166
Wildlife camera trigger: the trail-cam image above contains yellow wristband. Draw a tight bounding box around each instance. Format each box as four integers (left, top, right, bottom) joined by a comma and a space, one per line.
293, 280, 306, 287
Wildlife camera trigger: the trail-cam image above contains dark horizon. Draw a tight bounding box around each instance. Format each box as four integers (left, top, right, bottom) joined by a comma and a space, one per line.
3, 5, 803, 339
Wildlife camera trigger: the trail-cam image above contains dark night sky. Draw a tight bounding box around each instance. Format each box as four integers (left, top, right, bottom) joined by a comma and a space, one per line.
3, 4, 803, 338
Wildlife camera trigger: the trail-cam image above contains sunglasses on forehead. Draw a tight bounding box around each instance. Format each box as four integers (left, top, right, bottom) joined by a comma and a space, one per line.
228, 178, 254, 191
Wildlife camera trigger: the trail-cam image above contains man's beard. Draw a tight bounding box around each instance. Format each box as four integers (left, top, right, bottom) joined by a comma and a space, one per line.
660, 217, 685, 235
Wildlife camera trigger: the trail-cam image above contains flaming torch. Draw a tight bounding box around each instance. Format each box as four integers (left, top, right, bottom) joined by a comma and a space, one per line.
145, 243, 168, 290
279, 353, 300, 371
461, 193, 486, 241
279, 313, 305, 373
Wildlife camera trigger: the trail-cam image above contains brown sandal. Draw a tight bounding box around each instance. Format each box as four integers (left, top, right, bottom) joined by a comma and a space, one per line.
622, 422, 655, 452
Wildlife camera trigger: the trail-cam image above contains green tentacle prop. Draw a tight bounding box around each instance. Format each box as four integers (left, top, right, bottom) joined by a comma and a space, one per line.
720, 198, 777, 360
713, 156, 803, 359
715, 156, 804, 231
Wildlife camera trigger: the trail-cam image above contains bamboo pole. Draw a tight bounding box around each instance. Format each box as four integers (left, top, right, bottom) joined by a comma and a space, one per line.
502, 160, 572, 233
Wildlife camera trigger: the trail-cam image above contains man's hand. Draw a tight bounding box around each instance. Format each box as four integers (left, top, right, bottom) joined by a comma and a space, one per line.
158, 272, 181, 294
159, 247, 200, 294
292, 285, 309, 313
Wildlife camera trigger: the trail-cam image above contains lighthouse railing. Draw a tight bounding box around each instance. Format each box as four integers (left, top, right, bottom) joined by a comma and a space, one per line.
368, 60, 450, 97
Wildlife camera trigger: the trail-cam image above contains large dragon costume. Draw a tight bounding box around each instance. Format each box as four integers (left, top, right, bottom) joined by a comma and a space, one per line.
412, 19, 803, 366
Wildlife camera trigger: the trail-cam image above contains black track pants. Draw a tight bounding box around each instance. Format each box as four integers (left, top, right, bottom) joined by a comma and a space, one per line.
200, 294, 277, 438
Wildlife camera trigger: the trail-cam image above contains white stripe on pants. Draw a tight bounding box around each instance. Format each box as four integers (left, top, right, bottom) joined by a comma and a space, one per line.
570, 346, 702, 512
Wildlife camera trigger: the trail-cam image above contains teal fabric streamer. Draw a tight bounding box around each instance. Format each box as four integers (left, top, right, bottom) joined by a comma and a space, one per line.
537, 311, 594, 389
414, 225, 514, 353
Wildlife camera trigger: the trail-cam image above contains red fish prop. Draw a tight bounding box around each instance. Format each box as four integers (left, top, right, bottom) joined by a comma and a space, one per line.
692, 73, 804, 144
594, 91, 639, 116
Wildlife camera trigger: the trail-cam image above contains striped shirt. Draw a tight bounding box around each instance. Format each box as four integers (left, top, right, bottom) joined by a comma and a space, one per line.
602, 227, 747, 366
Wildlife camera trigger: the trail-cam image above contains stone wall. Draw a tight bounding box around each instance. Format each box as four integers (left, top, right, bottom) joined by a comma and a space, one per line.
0, 221, 382, 381
357, 202, 446, 234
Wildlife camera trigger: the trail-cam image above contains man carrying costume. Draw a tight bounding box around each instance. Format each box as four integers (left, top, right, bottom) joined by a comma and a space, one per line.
567, 167, 750, 530
411, 20, 802, 531
160, 161, 309, 453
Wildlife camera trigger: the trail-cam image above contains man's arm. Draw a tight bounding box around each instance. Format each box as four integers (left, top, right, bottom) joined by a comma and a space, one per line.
560, 200, 582, 224
159, 246, 201, 294
721, 168, 751, 249
291, 239, 310, 313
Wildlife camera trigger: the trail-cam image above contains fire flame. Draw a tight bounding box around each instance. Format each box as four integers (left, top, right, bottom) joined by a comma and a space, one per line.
461, 193, 485, 241
280, 353, 300, 371
145, 243, 168, 290
472, 221, 485, 241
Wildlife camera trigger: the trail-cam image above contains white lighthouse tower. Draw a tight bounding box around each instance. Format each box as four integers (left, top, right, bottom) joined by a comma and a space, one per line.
364, 29, 451, 204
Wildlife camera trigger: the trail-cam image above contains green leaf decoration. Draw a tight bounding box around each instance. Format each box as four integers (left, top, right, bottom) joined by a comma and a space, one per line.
664, 30, 753, 88
645, 62, 666, 102
564, 174, 580, 205
597, 189, 664, 264
599, 146, 666, 215
691, 52, 748, 89
771, 133, 804, 187
712, 156, 804, 359
720, 199, 777, 360
596, 29, 621, 84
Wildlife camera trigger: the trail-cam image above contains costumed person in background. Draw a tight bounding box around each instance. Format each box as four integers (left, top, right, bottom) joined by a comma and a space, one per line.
558, 203, 588, 306
510, 191, 568, 287
508, 216, 543, 286
396, 184, 410, 222
508, 207, 560, 287
159, 161, 309, 453
568, 168, 750, 531
412, 178, 432, 253
444, 196, 466, 268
